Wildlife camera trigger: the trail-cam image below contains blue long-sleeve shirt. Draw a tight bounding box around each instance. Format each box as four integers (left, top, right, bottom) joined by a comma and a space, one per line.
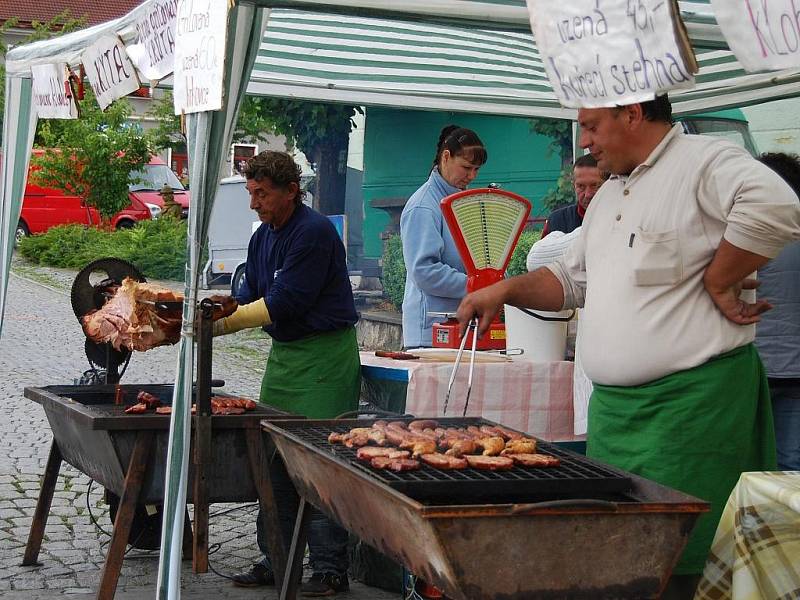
236, 203, 358, 342
400, 168, 467, 347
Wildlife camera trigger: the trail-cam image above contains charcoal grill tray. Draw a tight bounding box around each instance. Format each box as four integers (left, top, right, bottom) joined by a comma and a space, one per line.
274, 418, 632, 501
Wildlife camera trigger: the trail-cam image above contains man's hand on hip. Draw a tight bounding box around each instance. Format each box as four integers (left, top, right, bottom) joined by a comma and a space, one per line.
704, 277, 772, 325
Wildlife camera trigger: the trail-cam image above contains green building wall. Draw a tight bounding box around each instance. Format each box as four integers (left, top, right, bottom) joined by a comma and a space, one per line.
361, 108, 562, 259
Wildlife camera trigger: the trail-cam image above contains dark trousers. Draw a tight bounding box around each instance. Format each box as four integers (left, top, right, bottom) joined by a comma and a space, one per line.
256, 454, 349, 575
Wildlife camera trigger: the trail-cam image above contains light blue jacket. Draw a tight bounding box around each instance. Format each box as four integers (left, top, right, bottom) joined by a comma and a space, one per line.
400, 168, 467, 347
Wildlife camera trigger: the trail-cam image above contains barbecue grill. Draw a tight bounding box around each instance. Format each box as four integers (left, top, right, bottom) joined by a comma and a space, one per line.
265, 417, 710, 600
21, 258, 298, 600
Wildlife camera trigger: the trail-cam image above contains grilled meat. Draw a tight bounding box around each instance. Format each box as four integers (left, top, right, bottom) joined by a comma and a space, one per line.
82, 278, 183, 352
400, 438, 438, 458
476, 436, 506, 456
420, 453, 468, 470
508, 453, 561, 467
136, 391, 161, 409
356, 447, 410, 461
465, 455, 514, 470
124, 402, 148, 414
370, 456, 421, 471
500, 438, 538, 455
444, 438, 478, 457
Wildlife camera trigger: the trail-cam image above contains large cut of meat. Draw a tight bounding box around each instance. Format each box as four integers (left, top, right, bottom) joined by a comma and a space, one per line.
82, 278, 183, 351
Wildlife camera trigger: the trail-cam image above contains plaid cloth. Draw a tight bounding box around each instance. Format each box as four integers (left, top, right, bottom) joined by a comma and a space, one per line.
360, 352, 579, 441
695, 472, 800, 600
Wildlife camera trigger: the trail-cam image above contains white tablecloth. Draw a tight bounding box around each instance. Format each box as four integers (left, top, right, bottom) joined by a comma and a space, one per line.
360, 352, 581, 441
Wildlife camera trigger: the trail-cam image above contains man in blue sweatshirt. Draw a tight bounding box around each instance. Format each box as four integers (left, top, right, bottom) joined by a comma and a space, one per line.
213, 151, 358, 597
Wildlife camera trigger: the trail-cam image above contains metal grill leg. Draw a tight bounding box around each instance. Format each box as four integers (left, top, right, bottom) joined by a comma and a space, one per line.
22, 439, 62, 566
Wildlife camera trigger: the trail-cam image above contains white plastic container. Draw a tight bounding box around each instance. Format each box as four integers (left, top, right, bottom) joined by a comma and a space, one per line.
504, 305, 571, 362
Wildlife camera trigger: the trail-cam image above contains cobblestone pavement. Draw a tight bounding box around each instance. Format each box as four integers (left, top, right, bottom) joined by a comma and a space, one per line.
0, 260, 399, 599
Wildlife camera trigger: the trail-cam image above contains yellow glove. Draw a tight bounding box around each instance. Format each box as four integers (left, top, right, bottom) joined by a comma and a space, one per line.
212, 298, 271, 336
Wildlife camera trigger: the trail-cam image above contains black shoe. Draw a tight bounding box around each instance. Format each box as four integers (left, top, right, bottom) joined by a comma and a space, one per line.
300, 572, 350, 596
231, 563, 275, 587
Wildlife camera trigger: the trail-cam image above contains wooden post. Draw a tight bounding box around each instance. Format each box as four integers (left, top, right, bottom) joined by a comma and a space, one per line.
22, 439, 63, 566
279, 498, 311, 600
96, 430, 153, 600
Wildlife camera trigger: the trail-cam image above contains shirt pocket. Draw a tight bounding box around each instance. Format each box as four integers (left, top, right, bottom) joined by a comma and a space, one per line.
631, 228, 683, 286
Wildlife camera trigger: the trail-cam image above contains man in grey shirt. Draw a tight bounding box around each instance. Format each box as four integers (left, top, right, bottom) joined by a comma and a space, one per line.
755, 152, 800, 471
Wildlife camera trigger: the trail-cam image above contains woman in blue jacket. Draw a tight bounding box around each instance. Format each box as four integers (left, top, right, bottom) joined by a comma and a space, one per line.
400, 125, 487, 348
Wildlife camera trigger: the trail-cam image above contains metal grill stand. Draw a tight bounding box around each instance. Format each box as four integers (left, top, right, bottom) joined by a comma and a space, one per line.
21, 304, 292, 600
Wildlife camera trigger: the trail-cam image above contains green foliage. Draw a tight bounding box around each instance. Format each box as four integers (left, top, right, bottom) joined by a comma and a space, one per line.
247, 97, 362, 166
541, 166, 576, 212
33, 88, 152, 219
381, 234, 406, 311
0, 11, 87, 144
18, 219, 189, 280
506, 230, 541, 277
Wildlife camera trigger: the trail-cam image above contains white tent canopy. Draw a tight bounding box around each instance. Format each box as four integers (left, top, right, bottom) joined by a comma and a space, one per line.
3, 1, 800, 598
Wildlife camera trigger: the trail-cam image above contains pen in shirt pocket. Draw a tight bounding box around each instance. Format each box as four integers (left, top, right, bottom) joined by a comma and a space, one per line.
629, 233, 635, 247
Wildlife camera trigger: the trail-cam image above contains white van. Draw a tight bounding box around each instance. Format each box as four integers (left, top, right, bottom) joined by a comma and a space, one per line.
202, 176, 256, 292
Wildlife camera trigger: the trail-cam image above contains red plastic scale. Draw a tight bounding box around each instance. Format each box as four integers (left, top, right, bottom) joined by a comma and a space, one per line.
431, 187, 531, 350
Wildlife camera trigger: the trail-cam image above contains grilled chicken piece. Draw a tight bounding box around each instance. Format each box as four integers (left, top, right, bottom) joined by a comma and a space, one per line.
370, 456, 420, 471
444, 438, 478, 457
508, 453, 561, 467
493, 425, 524, 441
420, 453, 468, 470
476, 436, 506, 456
465, 455, 514, 470
155, 406, 172, 415
343, 433, 371, 448
500, 438, 538, 455
408, 419, 439, 431
368, 429, 387, 446
328, 432, 346, 444
399, 438, 437, 458
124, 402, 148, 414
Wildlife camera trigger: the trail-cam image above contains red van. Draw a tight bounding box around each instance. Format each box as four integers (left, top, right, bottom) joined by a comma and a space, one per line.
16, 153, 190, 243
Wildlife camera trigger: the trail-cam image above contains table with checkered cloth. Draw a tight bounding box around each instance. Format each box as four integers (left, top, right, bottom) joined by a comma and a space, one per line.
695, 471, 800, 600
360, 352, 580, 441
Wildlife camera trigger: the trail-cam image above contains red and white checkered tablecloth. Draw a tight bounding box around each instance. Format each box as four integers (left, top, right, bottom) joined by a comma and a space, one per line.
360, 352, 580, 441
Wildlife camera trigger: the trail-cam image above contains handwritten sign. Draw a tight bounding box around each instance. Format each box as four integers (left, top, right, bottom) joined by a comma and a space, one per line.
172, 0, 228, 115
711, 0, 800, 72
125, 0, 178, 81
526, 0, 696, 108
31, 63, 78, 119
83, 36, 141, 110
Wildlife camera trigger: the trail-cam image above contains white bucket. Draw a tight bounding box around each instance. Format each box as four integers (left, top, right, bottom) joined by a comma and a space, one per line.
504, 304, 571, 362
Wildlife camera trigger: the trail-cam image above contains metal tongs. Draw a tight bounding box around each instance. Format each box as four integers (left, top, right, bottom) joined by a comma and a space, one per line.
443, 317, 479, 417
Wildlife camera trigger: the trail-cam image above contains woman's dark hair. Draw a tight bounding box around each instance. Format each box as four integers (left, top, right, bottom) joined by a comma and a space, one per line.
432, 125, 487, 170
244, 151, 304, 205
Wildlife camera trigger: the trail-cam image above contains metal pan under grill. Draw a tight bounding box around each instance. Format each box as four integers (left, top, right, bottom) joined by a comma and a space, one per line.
273, 418, 632, 502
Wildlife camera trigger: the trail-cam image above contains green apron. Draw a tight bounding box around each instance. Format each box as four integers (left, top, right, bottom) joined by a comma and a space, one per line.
587, 344, 776, 575
260, 327, 360, 419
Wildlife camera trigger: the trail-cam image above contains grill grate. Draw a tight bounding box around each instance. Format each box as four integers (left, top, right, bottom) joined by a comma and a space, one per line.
278, 418, 632, 501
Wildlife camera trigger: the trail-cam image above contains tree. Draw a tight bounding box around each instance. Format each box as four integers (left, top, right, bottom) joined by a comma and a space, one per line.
530, 118, 575, 211
0, 11, 86, 145
32, 88, 152, 220
249, 98, 362, 215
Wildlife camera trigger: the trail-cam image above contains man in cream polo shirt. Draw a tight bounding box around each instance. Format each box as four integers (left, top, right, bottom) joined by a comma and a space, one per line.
457, 95, 800, 596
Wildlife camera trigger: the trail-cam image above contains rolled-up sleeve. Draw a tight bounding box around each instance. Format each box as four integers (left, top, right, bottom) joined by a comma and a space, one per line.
698, 147, 800, 258
401, 205, 467, 298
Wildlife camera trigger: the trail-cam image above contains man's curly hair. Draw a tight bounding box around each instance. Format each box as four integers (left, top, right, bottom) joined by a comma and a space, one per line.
244, 151, 304, 205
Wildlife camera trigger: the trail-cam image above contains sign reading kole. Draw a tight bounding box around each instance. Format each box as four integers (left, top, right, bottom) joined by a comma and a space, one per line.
711, 0, 800, 71
31, 63, 78, 119
173, 0, 228, 115
526, 0, 697, 108
83, 36, 141, 110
